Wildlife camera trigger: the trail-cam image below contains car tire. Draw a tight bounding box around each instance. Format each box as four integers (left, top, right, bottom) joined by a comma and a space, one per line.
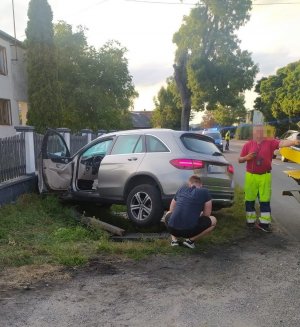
281, 155, 288, 162
126, 184, 164, 227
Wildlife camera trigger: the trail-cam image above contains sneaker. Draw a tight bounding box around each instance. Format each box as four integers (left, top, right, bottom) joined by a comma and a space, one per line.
255, 223, 272, 233
171, 240, 179, 247
183, 239, 195, 249
246, 222, 255, 229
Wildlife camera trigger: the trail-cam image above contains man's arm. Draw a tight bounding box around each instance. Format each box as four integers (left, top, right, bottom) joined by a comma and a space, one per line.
202, 200, 212, 217
169, 198, 176, 212
238, 152, 256, 163
279, 139, 300, 148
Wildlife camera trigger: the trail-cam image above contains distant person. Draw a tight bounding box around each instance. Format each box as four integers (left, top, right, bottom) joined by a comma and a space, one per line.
225, 130, 231, 150
164, 175, 217, 249
238, 124, 300, 232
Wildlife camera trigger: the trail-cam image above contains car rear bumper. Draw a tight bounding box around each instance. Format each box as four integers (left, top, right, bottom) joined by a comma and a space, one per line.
162, 191, 234, 210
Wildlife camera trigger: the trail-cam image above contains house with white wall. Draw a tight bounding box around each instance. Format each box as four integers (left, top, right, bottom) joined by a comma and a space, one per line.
0, 30, 28, 138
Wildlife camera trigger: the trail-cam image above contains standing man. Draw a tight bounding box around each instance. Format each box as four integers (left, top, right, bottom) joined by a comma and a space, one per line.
238, 125, 300, 232
164, 175, 217, 249
225, 130, 231, 150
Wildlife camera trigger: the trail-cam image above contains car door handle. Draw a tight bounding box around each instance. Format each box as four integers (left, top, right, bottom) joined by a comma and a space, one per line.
128, 157, 138, 161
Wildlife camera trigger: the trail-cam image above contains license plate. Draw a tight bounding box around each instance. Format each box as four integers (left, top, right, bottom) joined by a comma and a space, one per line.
208, 165, 226, 173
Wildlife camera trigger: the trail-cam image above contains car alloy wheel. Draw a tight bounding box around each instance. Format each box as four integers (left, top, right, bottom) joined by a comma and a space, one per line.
126, 184, 164, 227
130, 191, 152, 220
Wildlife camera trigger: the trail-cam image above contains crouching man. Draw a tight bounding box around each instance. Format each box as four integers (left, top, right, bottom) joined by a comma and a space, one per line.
164, 175, 217, 249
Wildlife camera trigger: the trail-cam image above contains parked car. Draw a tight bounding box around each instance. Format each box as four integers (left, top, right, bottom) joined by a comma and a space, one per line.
39, 129, 234, 227
201, 129, 224, 152
274, 130, 300, 161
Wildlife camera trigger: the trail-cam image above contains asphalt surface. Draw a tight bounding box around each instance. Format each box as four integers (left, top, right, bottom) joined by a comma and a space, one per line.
1, 139, 300, 327
1, 232, 300, 327
225, 140, 300, 240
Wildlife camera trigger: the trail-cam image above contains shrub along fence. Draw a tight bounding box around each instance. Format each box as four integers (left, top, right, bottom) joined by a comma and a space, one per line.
0, 127, 106, 205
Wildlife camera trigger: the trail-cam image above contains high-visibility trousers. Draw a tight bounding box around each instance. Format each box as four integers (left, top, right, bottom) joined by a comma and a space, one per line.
244, 172, 272, 224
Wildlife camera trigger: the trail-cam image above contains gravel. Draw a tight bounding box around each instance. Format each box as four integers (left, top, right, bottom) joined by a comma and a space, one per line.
1, 230, 300, 327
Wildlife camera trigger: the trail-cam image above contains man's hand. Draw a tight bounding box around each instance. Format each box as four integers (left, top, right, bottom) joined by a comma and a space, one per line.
239, 152, 256, 163
245, 152, 257, 161
294, 139, 300, 146
279, 139, 300, 148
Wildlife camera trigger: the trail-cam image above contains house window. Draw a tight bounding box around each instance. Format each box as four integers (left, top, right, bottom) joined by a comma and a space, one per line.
0, 46, 8, 75
0, 99, 12, 125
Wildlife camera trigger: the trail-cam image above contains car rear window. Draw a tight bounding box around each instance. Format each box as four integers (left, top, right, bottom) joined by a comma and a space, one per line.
204, 132, 221, 139
181, 134, 221, 155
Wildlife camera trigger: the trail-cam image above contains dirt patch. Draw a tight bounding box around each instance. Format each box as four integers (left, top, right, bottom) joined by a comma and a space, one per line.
1, 232, 300, 327
0, 264, 71, 291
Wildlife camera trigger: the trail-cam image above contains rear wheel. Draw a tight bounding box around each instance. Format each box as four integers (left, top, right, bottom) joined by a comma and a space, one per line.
126, 184, 164, 227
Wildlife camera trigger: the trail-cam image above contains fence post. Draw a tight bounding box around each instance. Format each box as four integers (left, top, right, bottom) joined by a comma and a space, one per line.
97, 129, 106, 137
57, 128, 71, 149
14, 125, 35, 174
81, 129, 93, 144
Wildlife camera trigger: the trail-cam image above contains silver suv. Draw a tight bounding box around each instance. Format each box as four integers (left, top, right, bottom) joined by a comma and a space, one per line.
39, 129, 234, 227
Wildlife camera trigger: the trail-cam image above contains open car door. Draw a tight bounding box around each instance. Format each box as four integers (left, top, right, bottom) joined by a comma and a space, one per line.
38, 129, 73, 193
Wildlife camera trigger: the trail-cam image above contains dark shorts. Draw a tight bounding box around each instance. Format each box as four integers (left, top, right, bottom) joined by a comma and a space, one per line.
164, 213, 212, 238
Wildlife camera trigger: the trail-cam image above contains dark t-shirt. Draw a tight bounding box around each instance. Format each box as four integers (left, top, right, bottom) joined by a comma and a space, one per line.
168, 185, 212, 230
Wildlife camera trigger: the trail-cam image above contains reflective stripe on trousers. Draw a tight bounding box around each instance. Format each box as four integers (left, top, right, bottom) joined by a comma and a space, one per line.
244, 172, 272, 224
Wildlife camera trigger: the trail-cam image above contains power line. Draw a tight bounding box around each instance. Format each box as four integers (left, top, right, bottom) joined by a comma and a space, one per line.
124, 0, 300, 5
124, 0, 196, 5
253, 1, 300, 5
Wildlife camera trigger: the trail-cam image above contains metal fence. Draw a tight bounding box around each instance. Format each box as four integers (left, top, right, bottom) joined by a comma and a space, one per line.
34, 133, 44, 168
70, 134, 88, 155
0, 130, 93, 184
0, 133, 26, 183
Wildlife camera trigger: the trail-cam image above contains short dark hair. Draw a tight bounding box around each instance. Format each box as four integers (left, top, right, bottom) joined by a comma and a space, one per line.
189, 175, 202, 185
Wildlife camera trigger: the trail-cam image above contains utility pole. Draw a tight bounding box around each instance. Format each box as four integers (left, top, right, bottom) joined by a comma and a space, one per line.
11, 0, 18, 60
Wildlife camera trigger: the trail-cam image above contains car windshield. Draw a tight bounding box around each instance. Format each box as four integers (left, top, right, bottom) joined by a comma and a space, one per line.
204, 132, 221, 139
181, 134, 221, 155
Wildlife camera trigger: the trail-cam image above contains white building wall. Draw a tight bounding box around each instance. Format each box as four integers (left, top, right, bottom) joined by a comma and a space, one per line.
0, 33, 28, 138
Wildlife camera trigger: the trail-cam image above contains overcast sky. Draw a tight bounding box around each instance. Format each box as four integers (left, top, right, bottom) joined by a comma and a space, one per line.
1, 0, 300, 123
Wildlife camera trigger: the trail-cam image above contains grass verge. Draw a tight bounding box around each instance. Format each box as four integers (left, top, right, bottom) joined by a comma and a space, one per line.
0, 186, 246, 269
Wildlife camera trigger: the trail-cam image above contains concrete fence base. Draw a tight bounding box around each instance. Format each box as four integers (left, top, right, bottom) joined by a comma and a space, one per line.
0, 174, 38, 206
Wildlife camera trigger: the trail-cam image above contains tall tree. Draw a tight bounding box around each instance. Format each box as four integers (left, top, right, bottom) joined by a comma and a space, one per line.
200, 111, 217, 129
152, 78, 181, 129
54, 22, 137, 131
212, 95, 246, 127
254, 61, 300, 133
25, 0, 60, 132
173, 0, 258, 130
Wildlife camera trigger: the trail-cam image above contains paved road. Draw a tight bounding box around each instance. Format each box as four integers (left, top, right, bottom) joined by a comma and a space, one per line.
1, 140, 300, 327
224, 140, 300, 240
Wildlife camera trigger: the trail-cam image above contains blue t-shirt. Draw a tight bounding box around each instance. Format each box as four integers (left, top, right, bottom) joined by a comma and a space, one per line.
168, 185, 211, 230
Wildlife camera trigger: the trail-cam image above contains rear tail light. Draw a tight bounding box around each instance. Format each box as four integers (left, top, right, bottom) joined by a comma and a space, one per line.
227, 164, 234, 174
170, 159, 204, 170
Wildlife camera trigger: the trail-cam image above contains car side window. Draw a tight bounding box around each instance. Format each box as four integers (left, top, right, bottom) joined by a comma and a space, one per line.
47, 134, 68, 157
110, 135, 144, 155
81, 139, 113, 159
146, 135, 169, 153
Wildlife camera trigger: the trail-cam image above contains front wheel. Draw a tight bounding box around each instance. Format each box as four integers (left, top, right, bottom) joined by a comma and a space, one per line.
126, 184, 164, 227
